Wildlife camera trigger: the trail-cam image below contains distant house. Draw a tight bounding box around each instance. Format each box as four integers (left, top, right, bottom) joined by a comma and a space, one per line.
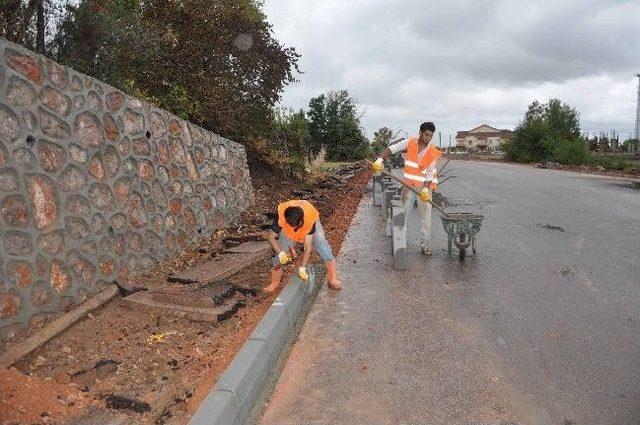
455, 124, 512, 151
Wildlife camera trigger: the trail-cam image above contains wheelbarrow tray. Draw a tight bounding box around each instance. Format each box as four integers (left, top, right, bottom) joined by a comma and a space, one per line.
440, 212, 484, 261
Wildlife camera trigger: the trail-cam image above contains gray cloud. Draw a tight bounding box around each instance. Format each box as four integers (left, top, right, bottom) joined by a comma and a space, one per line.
265, 0, 640, 141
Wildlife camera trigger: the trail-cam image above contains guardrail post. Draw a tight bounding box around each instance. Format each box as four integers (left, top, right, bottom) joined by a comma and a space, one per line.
372, 174, 383, 206
391, 198, 407, 270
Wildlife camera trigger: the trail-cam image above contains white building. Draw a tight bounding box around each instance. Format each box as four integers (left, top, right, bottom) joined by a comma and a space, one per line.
455, 124, 512, 151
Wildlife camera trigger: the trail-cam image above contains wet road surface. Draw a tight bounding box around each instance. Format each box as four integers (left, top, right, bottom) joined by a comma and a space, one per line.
259, 161, 640, 425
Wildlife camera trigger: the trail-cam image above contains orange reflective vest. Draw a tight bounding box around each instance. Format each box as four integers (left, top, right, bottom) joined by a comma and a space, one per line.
277, 200, 320, 243
403, 137, 442, 187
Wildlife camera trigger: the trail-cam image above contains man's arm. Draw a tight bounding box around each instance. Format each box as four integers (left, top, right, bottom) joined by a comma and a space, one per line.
372, 138, 408, 171
266, 230, 281, 253
301, 234, 313, 267
383, 138, 408, 158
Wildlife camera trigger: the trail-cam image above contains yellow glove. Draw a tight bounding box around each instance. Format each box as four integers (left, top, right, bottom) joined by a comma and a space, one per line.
419, 188, 430, 203
298, 266, 309, 281
277, 251, 291, 265
371, 157, 384, 174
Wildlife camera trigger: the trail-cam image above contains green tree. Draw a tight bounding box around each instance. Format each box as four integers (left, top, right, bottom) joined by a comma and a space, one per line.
307, 90, 369, 160
51, 0, 300, 143
371, 126, 394, 155
621, 138, 639, 152
272, 107, 311, 162
505, 99, 585, 164
1, 0, 65, 54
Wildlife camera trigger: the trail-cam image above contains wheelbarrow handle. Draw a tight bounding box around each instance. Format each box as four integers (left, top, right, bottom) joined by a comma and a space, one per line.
366, 160, 446, 214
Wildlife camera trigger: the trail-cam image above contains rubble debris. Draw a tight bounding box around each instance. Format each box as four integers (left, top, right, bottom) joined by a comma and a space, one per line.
212, 285, 237, 306
115, 282, 148, 297
105, 394, 151, 413
217, 300, 246, 322
71, 358, 120, 384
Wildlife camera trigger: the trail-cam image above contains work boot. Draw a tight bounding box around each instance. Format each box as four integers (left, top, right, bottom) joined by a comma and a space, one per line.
325, 260, 342, 290
421, 246, 433, 256
263, 267, 283, 294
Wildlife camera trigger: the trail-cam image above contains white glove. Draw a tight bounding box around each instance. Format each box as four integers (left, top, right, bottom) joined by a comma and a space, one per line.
277, 251, 291, 265
371, 157, 384, 174
298, 266, 309, 281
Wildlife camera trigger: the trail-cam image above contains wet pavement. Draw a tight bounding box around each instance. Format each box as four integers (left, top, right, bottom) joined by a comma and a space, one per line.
259, 161, 640, 425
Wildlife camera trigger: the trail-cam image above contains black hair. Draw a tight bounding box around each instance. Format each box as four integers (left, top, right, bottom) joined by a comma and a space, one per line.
284, 206, 304, 227
420, 122, 436, 133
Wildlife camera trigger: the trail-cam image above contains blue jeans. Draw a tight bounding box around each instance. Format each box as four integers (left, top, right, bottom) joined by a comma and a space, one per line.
272, 220, 334, 266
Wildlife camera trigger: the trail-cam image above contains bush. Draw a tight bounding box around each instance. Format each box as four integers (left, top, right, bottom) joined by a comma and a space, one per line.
590, 155, 635, 171
545, 136, 590, 165
506, 99, 581, 163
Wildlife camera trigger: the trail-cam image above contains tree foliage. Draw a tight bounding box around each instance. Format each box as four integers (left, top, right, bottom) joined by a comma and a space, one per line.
1, 0, 65, 53
2, 0, 300, 145
371, 127, 394, 155
306, 90, 369, 161
272, 107, 311, 163
504, 99, 585, 164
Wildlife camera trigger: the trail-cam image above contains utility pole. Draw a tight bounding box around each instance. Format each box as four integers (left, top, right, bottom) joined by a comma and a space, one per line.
635, 73, 640, 140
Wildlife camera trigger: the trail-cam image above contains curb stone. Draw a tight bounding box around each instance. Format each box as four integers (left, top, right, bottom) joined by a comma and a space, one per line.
188, 266, 320, 425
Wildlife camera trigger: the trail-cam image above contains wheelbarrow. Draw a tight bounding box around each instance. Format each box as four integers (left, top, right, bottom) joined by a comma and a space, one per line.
440, 212, 484, 261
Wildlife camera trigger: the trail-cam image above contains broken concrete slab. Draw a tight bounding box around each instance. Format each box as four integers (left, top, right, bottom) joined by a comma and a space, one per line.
223, 240, 270, 254
168, 247, 270, 285
122, 291, 239, 323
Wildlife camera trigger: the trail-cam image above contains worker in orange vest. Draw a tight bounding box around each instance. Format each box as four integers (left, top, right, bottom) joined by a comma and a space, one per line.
263, 199, 341, 293
371, 122, 442, 255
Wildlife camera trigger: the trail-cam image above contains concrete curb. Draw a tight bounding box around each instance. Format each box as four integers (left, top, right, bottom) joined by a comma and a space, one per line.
188, 267, 320, 425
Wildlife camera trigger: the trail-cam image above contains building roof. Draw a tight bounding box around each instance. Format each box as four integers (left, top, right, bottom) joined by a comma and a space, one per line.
455, 124, 512, 139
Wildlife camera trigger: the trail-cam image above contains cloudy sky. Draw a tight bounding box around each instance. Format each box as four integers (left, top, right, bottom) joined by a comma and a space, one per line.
264, 0, 640, 145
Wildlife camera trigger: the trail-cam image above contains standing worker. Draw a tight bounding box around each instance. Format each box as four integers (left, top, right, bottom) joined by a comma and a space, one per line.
263, 199, 342, 293
372, 122, 442, 255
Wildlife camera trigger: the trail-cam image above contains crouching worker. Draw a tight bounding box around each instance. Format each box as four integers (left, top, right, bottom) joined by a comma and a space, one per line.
263, 199, 341, 294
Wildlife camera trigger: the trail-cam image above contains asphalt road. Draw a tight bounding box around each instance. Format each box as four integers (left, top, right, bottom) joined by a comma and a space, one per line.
259, 161, 640, 425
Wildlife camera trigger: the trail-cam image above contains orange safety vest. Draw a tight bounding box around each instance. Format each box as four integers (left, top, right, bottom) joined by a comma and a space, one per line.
277, 200, 320, 243
403, 137, 442, 187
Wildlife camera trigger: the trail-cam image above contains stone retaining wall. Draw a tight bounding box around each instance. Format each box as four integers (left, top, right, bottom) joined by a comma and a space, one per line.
0, 38, 254, 339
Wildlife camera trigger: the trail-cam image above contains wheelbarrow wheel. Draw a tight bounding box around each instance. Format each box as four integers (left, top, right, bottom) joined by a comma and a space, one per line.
458, 233, 468, 261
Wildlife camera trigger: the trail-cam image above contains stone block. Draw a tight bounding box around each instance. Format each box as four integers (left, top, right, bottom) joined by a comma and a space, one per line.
5, 47, 41, 84
275, 279, 306, 322
40, 85, 71, 117
6, 76, 36, 107
26, 174, 58, 230
249, 304, 291, 367
0, 292, 21, 319
391, 198, 407, 270
74, 111, 104, 147
383, 188, 395, 223
39, 107, 70, 139
187, 390, 239, 425
0, 103, 21, 143
372, 174, 383, 206
214, 339, 268, 409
